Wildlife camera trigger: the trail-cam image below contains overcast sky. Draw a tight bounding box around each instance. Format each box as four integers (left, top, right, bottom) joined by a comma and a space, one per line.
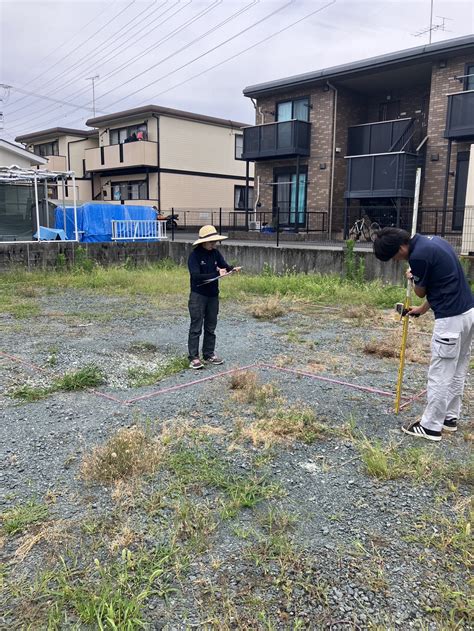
1, 0, 473, 142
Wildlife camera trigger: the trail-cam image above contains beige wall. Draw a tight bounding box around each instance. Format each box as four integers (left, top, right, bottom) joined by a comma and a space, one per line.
160, 172, 248, 210
68, 137, 98, 175
0, 148, 37, 168
159, 115, 252, 177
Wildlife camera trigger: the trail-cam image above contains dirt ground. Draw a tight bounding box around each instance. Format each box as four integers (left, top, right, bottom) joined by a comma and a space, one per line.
0, 289, 472, 630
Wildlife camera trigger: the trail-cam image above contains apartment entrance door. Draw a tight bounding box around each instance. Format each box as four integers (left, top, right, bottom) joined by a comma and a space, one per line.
452, 151, 470, 230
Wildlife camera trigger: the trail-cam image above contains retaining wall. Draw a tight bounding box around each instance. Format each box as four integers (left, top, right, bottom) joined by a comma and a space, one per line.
0, 241, 472, 285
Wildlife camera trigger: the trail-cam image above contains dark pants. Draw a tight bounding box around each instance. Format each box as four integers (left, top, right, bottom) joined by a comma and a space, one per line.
188, 292, 219, 360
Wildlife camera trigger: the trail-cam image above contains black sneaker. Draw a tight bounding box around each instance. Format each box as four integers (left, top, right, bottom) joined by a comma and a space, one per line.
443, 418, 458, 433
402, 420, 441, 442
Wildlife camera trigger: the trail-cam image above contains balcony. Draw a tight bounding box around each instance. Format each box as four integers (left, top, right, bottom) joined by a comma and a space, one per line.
85, 140, 158, 172
347, 118, 415, 156
445, 90, 474, 140
242, 120, 311, 161
345, 152, 417, 199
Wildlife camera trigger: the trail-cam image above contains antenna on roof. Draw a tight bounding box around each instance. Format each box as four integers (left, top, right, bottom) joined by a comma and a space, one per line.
413, 0, 452, 43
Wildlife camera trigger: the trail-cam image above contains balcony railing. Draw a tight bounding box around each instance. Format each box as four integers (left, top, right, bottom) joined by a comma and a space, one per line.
445, 90, 474, 139
85, 140, 158, 171
345, 152, 417, 199
347, 118, 415, 156
242, 120, 311, 160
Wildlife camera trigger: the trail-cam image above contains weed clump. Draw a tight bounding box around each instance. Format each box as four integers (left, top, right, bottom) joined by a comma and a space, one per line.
54, 365, 104, 391
2, 499, 49, 535
229, 371, 278, 406
241, 405, 327, 447
250, 296, 285, 320
81, 426, 162, 482
364, 330, 428, 363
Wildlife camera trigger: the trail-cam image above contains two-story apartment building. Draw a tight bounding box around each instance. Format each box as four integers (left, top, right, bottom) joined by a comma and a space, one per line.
15, 127, 99, 203
83, 105, 253, 211
242, 35, 474, 238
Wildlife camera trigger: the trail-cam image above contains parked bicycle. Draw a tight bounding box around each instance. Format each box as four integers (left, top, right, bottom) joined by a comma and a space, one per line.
348, 216, 380, 242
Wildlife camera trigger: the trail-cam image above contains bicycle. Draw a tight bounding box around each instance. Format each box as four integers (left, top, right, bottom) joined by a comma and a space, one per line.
348, 216, 381, 242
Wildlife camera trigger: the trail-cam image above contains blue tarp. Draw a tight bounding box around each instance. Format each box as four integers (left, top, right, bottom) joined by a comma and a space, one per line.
33, 227, 68, 240
55, 204, 156, 242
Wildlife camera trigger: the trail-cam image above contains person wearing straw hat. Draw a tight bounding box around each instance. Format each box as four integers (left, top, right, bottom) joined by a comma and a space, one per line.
373, 227, 473, 441
187, 225, 241, 369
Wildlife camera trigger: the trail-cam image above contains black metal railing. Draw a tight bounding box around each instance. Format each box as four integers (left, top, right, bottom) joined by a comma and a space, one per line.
345, 152, 417, 199
242, 120, 311, 160
347, 118, 414, 156
163, 205, 473, 254
445, 90, 474, 139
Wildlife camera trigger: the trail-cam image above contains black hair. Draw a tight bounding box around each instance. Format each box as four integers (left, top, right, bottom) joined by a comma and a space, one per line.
373, 227, 411, 261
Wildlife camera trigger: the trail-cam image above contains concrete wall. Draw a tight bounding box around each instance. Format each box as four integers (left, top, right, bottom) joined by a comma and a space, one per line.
2, 239, 471, 284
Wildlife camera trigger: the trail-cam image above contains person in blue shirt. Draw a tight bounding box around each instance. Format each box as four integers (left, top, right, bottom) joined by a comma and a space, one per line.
374, 228, 473, 441
187, 225, 241, 369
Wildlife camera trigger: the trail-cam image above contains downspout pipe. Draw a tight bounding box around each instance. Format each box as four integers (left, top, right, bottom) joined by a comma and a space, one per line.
326, 81, 337, 239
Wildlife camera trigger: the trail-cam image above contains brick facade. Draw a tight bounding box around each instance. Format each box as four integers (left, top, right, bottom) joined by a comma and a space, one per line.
250, 46, 474, 235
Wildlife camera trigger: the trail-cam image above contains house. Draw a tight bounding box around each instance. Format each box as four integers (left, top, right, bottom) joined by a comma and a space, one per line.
83, 105, 254, 212
15, 127, 99, 203
0, 138, 48, 169
242, 34, 474, 240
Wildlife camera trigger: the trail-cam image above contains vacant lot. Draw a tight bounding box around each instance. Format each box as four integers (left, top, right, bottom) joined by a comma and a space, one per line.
0, 262, 472, 630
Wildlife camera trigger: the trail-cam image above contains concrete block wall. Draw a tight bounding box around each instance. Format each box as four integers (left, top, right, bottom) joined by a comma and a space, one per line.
1, 241, 472, 283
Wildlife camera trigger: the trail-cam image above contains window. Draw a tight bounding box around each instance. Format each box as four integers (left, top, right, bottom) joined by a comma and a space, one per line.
276, 97, 310, 122
235, 134, 244, 159
464, 63, 474, 91
110, 123, 148, 145
33, 141, 59, 156
234, 185, 254, 210
272, 166, 307, 227
111, 180, 147, 201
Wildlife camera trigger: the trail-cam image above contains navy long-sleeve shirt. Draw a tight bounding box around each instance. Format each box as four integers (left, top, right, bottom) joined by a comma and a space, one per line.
188, 246, 233, 297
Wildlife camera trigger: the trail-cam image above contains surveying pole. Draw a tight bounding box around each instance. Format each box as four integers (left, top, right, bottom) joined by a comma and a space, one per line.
394, 167, 422, 413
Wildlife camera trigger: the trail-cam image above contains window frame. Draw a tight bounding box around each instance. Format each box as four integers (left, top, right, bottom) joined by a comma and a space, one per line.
234, 184, 254, 210
111, 179, 148, 201
109, 122, 148, 145
463, 62, 474, 91
33, 140, 59, 157
275, 96, 310, 122
234, 134, 244, 160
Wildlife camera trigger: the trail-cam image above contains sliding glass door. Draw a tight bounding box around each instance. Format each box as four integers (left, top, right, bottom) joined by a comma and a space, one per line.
274, 168, 307, 227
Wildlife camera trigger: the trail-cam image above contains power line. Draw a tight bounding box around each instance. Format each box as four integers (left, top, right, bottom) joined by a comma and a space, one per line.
148, 0, 337, 102
6, 0, 116, 105
96, 0, 295, 111
8, 0, 255, 133
7, 0, 137, 111
7, 1, 207, 130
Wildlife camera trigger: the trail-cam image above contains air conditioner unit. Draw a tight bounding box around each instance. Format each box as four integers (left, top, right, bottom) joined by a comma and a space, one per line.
249, 220, 261, 231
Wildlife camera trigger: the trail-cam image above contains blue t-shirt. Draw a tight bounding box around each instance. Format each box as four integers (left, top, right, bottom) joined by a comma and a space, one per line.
409, 234, 473, 319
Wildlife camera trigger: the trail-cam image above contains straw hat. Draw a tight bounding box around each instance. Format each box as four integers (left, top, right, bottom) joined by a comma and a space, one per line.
193, 225, 228, 246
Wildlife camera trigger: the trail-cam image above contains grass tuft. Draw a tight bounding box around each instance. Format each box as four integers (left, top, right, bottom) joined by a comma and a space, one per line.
81, 426, 162, 482
249, 296, 285, 320
2, 499, 49, 535
128, 356, 188, 387
53, 364, 104, 391
241, 405, 328, 447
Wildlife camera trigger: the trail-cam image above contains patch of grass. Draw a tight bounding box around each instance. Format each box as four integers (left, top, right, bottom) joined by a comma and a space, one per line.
53, 364, 104, 391
173, 498, 217, 552
240, 404, 328, 448
249, 296, 285, 320
2, 499, 49, 535
364, 329, 429, 364
10, 384, 50, 402
358, 439, 473, 486
229, 371, 278, 406
127, 356, 188, 387
81, 426, 163, 483
128, 341, 158, 354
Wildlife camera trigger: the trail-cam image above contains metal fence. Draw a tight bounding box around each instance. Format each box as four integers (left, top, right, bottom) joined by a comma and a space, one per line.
164, 205, 474, 254
111, 220, 167, 241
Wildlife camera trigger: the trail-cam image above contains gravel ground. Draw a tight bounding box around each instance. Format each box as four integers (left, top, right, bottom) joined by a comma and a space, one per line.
0, 289, 472, 630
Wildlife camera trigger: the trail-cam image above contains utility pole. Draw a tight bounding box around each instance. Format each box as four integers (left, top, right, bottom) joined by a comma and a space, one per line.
0, 84, 11, 131
86, 75, 99, 117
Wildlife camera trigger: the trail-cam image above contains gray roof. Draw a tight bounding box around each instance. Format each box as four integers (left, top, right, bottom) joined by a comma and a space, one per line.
243, 34, 474, 98
86, 104, 249, 129
0, 138, 48, 164
15, 127, 97, 143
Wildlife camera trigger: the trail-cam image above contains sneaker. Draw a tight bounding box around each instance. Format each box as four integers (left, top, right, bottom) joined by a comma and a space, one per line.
189, 358, 204, 370
401, 420, 441, 442
443, 418, 458, 433
204, 354, 224, 365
